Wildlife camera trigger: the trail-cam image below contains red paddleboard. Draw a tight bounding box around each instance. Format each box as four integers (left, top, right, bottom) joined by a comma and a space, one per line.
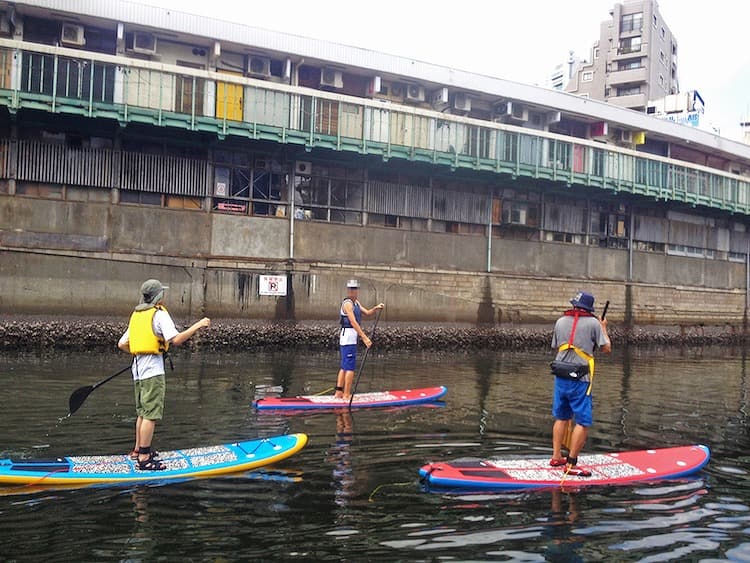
254, 386, 447, 411
420, 445, 710, 490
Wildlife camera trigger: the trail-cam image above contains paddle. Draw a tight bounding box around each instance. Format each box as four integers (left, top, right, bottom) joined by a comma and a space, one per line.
68, 364, 132, 416
348, 307, 383, 409
562, 300, 609, 451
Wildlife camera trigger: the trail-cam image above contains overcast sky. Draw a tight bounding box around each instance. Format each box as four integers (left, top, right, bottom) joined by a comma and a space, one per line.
145, 0, 750, 141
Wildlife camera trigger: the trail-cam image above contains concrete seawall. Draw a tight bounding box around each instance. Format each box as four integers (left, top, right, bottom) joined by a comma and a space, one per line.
1, 194, 747, 328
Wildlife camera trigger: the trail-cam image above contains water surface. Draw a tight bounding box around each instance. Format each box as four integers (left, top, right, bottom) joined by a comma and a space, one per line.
1, 347, 749, 561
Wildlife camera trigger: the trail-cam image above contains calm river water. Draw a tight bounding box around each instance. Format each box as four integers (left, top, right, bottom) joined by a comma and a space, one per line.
1, 346, 750, 561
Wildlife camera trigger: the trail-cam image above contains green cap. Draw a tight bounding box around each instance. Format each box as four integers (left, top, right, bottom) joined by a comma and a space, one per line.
135, 279, 169, 311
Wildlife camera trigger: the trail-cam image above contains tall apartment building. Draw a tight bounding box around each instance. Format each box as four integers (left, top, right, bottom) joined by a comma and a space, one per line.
546, 52, 583, 91
566, 0, 679, 111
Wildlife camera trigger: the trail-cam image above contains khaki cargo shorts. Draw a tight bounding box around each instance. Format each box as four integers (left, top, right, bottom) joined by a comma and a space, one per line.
134, 375, 166, 420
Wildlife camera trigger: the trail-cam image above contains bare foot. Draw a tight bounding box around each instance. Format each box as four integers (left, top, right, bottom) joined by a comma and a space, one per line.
343, 395, 352, 401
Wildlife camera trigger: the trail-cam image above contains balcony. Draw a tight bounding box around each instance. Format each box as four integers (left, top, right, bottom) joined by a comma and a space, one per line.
0, 37, 745, 216
608, 92, 648, 109
607, 67, 648, 87
612, 47, 644, 61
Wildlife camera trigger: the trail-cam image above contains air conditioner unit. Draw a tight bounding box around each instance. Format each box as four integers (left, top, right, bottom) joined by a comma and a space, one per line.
620, 130, 633, 143
405, 84, 425, 102
295, 161, 312, 176
493, 101, 512, 121
547, 111, 562, 125
453, 93, 471, 112
61, 23, 85, 46
390, 83, 406, 99
320, 68, 343, 89
0, 13, 12, 37
510, 103, 528, 122
247, 56, 271, 78
431, 87, 449, 106
133, 32, 157, 55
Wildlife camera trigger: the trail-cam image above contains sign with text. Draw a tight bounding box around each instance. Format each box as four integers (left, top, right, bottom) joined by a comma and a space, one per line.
259, 275, 287, 296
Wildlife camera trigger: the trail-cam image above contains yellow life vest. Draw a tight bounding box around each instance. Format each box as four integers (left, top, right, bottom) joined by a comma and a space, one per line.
128, 305, 170, 355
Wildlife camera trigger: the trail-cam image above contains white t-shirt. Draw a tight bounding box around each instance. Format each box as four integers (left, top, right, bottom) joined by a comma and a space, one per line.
118, 309, 180, 381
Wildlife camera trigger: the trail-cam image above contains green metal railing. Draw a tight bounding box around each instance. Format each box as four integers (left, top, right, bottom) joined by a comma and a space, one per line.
0, 40, 748, 216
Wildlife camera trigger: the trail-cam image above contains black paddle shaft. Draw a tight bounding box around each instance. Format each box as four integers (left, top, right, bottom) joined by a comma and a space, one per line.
68, 364, 132, 416
601, 301, 610, 321
349, 307, 384, 409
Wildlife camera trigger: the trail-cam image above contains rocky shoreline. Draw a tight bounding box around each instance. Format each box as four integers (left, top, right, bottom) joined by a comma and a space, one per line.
0, 315, 746, 352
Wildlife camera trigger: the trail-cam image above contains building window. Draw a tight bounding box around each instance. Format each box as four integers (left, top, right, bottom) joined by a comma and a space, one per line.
594, 47, 600, 59
618, 59, 643, 70
212, 150, 288, 217
120, 190, 162, 206
294, 163, 364, 224
659, 74, 665, 87
582, 71, 593, 82
653, 14, 658, 27
617, 85, 641, 96
661, 26, 666, 38
619, 36, 642, 54
660, 50, 666, 64
620, 12, 643, 33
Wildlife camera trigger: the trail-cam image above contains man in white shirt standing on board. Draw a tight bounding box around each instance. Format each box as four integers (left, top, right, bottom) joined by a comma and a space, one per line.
118, 279, 210, 471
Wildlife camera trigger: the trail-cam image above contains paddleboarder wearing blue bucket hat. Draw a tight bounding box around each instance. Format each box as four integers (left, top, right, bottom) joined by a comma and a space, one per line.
549, 291, 611, 477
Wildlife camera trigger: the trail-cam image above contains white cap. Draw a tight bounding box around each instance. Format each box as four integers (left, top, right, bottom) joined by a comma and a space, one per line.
346, 279, 360, 288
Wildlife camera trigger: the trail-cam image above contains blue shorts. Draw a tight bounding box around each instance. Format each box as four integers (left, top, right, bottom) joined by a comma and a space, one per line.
340, 344, 357, 371
552, 377, 593, 427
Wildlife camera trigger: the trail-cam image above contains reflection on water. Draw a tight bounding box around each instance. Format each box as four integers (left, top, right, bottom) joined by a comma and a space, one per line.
1, 347, 750, 560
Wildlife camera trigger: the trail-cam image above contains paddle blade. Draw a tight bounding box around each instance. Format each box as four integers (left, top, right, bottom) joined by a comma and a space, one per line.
68, 385, 94, 415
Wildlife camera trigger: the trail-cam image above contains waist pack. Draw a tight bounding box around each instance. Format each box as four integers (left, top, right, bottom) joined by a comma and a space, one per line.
550, 360, 589, 380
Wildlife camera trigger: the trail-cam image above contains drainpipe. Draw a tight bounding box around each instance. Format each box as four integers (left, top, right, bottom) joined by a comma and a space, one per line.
486, 195, 493, 273
289, 176, 295, 260
628, 212, 634, 281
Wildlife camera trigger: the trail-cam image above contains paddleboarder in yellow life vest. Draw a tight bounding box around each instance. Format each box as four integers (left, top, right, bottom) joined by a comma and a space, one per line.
549, 291, 611, 477
334, 279, 385, 401
118, 279, 210, 471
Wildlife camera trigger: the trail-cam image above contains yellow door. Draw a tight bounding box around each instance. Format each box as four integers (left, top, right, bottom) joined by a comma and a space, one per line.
216, 71, 243, 121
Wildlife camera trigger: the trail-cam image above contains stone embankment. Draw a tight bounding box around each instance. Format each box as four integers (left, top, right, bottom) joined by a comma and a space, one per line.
0, 316, 745, 352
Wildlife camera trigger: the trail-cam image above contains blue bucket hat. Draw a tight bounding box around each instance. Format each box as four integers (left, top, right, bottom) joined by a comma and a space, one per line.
570, 291, 595, 313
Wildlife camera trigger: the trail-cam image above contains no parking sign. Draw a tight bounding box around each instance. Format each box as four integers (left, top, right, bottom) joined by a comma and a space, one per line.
259, 275, 287, 296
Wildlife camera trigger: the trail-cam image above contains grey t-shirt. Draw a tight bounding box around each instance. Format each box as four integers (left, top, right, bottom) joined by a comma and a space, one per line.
551, 314, 609, 369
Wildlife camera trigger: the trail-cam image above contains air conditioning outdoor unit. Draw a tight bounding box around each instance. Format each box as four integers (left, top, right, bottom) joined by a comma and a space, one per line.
510, 103, 528, 122
295, 161, 312, 176
390, 83, 406, 99
0, 13, 12, 37
61, 23, 85, 46
405, 84, 425, 102
320, 68, 343, 89
431, 87, 449, 107
133, 32, 157, 55
453, 93, 471, 112
492, 101, 512, 121
247, 56, 271, 78
547, 111, 562, 125
620, 130, 633, 143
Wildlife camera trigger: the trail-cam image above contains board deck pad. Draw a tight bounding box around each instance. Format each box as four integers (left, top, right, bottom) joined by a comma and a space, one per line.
254, 386, 447, 410
420, 445, 710, 490
0, 433, 308, 486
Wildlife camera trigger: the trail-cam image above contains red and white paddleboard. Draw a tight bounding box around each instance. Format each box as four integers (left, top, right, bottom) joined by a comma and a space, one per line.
254, 386, 447, 411
420, 445, 710, 490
